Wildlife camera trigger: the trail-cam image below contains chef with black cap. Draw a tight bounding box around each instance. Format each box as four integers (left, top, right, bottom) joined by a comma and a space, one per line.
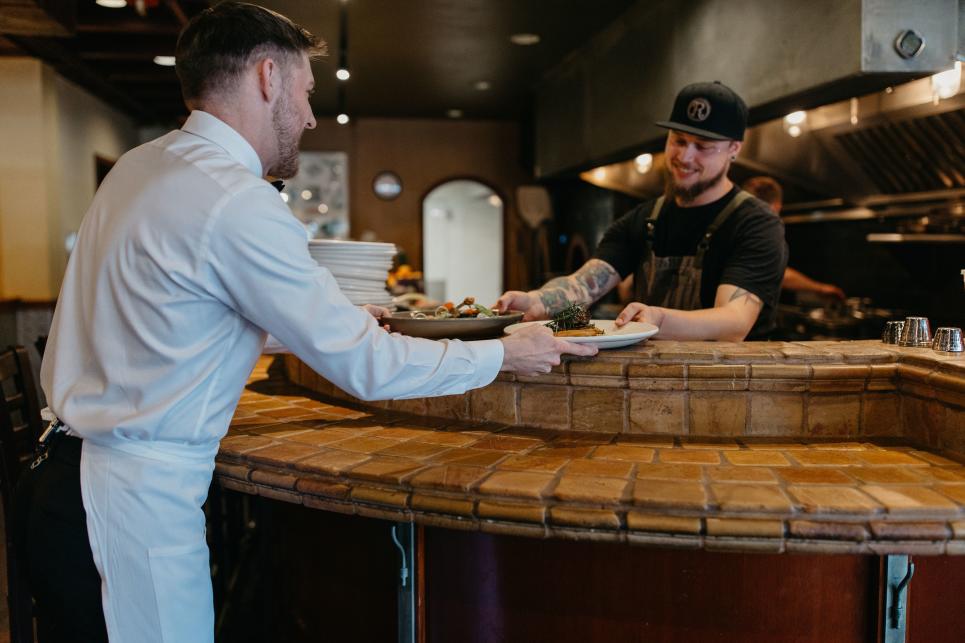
496, 81, 788, 341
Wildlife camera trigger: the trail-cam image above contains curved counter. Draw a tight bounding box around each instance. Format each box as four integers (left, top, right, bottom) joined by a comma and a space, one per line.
214, 340, 965, 555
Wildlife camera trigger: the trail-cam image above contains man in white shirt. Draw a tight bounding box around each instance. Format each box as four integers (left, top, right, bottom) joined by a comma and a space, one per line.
20, 3, 596, 642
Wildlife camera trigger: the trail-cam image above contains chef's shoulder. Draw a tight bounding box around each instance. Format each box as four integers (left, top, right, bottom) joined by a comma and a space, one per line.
731, 195, 785, 239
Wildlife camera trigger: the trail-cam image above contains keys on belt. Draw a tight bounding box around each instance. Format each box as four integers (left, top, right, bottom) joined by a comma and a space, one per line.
30, 418, 69, 470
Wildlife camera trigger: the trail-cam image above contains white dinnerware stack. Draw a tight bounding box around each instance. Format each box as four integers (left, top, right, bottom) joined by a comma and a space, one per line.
307, 239, 396, 308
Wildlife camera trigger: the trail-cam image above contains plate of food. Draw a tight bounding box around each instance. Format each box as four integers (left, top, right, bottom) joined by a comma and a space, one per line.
504, 304, 658, 349
386, 297, 524, 340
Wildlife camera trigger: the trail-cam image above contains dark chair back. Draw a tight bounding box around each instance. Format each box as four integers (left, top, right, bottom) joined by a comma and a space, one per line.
0, 345, 44, 643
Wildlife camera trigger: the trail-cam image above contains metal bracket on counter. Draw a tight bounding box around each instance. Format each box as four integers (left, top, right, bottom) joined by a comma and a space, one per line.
883, 555, 915, 643
391, 523, 417, 643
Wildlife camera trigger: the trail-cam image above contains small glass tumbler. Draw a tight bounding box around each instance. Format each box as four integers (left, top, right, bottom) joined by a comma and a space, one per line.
898, 317, 932, 347
932, 327, 963, 352
882, 321, 905, 344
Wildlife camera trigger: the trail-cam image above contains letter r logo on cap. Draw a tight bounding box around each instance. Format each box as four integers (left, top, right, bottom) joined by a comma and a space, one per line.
687, 98, 711, 122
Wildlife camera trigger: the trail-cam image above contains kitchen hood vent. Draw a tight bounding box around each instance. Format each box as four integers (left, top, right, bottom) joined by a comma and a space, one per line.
835, 108, 965, 194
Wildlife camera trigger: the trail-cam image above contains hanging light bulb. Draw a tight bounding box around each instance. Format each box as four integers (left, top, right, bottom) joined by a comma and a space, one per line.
336, 113, 350, 125
336, 68, 350, 81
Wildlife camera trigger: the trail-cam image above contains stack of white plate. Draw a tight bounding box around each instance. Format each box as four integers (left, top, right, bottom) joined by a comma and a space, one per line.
308, 239, 396, 307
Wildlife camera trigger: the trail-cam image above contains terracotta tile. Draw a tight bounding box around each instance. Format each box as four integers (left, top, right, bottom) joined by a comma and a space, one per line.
565, 459, 634, 478
861, 485, 958, 515
688, 365, 749, 391
616, 435, 675, 448
214, 462, 250, 480
848, 466, 927, 485
248, 423, 310, 438
469, 382, 518, 424
249, 469, 298, 490
711, 484, 793, 513
869, 521, 951, 540
350, 486, 409, 509
628, 364, 686, 379
861, 393, 901, 437
788, 486, 882, 514
410, 494, 475, 517
926, 467, 965, 483
635, 463, 703, 481
788, 520, 870, 541
809, 441, 869, 450
330, 435, 402, 454
499, 454, 570, 474
936, 484, 965, 504
626, 512, 702, 535
477, 470, 555, 499
707, 466, 777, 484
706, 518, 784, 538
294, 477, 351, 500
430, 449, 508, 467
628, 391, 685, 434
246, 442, 320, 466
909, 451, 962, 467
376, 441, 452, 460
653, 449, 716, 465
867, 364, 898, 391
471, 435, 543, 452
790, 450, 861, 466
743, 441, 809, 450
553, 474, 630, 504
373, 426, 433, 440
412, 430, 480, 447
294, 450, 370, 476
408, 465, 490, 493
632, 480, 709, 510
549, 507, 621, 529
952, 520, 965, 539
284, 427, 369, 447
592, 444, 655, 463
349, 457, 426, 485
724, 450, 790, 467
477, 501, 545, 524
749, 393, 804, 436
519, 385, 570, 430
856, 450, 929, 466
807, 395, 860, 437
750, 364, 812, 381
688, 392, 747, 436
531, 445, 596, 459
571, 388, 627, 432
569, 359, 626, 377
219, 434, 275, 457
778, 468, 854, 485
424, 394, 470, 420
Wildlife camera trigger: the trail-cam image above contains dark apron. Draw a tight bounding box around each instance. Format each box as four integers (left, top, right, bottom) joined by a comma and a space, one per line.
633, 190, 751, 309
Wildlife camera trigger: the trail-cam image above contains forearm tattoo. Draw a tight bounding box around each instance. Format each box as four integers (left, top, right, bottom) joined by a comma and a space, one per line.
727, 287, 763, 308
537, 259, 619, 317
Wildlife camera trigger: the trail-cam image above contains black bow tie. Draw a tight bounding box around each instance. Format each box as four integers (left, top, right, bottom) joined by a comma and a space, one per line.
270, 180, 285, 192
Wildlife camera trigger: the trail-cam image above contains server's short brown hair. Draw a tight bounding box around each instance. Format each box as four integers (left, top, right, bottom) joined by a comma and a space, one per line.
176, 2, 326, 102
743, 176, 783, 208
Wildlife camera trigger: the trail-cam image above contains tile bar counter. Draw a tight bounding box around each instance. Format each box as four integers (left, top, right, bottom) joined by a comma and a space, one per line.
214, 340, 965, 555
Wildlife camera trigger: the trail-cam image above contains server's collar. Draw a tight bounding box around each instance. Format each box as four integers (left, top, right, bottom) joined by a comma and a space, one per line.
181, 110, 264, 178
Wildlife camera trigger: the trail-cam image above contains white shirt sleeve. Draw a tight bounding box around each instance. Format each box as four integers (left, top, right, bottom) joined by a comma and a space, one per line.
203, 186, 503, 400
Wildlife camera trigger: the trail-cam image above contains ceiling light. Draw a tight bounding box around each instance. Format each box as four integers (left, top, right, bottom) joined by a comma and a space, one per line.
317, 203, 329, 214
336, 113, 350, 125
784, 110, 807, 125
96, 0, 127, 8
335, 68, 350, 81
301, 189, 313, 200
446, 109, 463, 119
510, 33, 540, 46
487, 195, 502, 207
593, 168, 606, 181
787, 125, 802, 137
931, 61, 962, 100
153, 55, 176, 67
634, 153, 653, 174
474, 80, 491, 91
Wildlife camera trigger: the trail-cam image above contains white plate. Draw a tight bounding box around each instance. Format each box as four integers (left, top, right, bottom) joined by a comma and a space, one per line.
309, 239, 396, 251
504, 320, 658, 349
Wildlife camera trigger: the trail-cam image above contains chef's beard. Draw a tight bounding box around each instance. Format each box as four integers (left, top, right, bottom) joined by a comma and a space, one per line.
666, 163, 728, 204
270, 90, 301, 179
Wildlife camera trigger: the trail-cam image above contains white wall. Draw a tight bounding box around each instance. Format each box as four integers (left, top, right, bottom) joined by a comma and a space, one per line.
423, 180, 503, 307
0, 57, 138, 299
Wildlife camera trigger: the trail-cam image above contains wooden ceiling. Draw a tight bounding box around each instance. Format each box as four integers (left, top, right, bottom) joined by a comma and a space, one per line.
0, 0, 637, 126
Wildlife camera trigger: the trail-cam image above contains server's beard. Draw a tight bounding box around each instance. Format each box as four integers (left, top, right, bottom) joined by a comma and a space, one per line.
666, 164, 728, 204
269, 91, 301, 179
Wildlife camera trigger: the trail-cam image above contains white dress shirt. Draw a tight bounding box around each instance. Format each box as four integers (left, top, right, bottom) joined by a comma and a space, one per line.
41, 109, 503, 463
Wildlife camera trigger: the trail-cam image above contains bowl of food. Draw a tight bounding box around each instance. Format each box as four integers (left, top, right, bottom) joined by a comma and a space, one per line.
385, 297, 524, 340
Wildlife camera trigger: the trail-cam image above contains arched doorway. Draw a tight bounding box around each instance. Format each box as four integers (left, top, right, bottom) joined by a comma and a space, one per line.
422, 179, 504, 306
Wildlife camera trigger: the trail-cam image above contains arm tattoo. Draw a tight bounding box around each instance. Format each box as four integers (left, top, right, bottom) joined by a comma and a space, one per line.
537, 259, 619, 316
727, 287, 763, 308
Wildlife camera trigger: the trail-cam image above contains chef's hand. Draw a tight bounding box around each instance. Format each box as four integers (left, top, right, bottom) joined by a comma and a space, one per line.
361, 304, 392, 331
493, 290, 547, 321
615, 302, 665, 329
499, 323, 597, 375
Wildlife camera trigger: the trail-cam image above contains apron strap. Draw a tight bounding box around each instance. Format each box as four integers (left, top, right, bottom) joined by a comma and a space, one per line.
641, 196, 665, 261
694, 190, 751, 269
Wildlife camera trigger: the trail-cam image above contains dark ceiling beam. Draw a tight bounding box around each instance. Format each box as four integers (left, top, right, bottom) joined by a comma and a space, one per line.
108, 71, 178, 83
0, 0, 75, 36
81, 51, 165, 61
76, 20, 179, 35
162, 0, 189, 27
6, 34, 159, 122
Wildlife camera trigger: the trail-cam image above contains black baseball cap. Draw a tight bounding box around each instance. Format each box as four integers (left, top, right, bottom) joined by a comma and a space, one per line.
655, 81, 748, 141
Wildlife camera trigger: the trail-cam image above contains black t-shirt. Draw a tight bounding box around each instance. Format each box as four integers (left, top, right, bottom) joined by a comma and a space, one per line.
594, 186, 788, 339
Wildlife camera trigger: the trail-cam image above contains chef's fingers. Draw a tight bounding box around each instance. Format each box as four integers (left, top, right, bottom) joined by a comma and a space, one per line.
615, 302, 646, 326
556, 339, 599, 357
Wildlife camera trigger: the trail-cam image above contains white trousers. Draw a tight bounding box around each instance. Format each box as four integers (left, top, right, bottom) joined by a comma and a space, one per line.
80, 441, 216, 643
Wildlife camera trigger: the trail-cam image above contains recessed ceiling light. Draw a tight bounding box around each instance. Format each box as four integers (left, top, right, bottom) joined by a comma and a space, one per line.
336, 113, 350, 125
153, 55, 176, 67
446, 109, 463, 119
510, 33, 540, 46
335, 68, 350, 81
474, 80, 491, 91
96, 0, 127, 8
